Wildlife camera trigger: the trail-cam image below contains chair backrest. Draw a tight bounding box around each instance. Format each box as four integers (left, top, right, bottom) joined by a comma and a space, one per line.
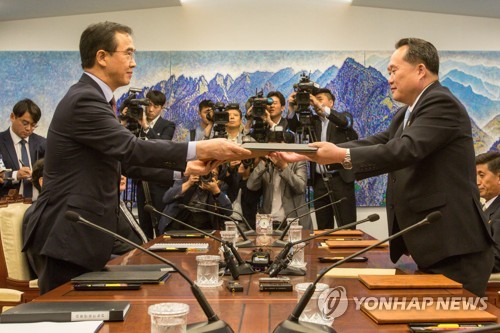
0, 203, 31, 282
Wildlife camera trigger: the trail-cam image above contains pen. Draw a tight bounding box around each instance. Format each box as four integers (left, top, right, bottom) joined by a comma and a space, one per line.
18, 159, 27, 167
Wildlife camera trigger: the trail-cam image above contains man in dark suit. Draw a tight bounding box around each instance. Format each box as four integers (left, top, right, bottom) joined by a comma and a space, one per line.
287, 88, 358, 229
0, 98, 46, 199
129, 90, 176, 239
476, 152, 500, 272
23, 21, 251, 294
277, 38, 493, 296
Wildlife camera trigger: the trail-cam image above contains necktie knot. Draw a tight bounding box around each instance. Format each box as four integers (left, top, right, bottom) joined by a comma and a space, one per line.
20, 139, 27, 146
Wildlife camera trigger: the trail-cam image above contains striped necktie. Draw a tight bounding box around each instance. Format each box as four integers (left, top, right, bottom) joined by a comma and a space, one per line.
20, 139, 32, 198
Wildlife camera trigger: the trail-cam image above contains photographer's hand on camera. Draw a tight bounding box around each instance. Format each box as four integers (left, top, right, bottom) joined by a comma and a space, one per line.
200, 176, 220, 195
268, 155, 288, 172
138, 110, 150, 132
182, 174, 200, 193
287, 92, 298, 114
310, 94, 327, 118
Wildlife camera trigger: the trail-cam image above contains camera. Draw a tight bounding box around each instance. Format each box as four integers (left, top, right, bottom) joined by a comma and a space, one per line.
199, 172, 214, 184
293, 73, 319, 116
245, 90, 273, 143
206, 102, 231, 138
241, 158, 254, 169
118, 87, 150, 135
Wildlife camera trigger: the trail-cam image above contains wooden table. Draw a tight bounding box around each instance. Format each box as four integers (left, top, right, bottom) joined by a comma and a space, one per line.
34, 232, 500, 332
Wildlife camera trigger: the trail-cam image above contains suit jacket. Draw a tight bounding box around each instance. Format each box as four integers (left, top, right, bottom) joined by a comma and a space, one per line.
342, 81, 492, 268
139, 116, 175, 141
486, 196, 500, 272
0, 129, 46, 197
23, 73, 188, 271
246, 160, 312, 230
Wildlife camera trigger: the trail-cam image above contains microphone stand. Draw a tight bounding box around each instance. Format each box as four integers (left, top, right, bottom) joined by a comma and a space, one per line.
144, 205, 241, 279
273, 211, 442, 333
268, 214, 380, 277
179, 204, 255, 275
273, 191, 333, 236
271, 197, 347, 248
181, 204, 256, 249
192, 200, 256, 236
65, 211, 234, 333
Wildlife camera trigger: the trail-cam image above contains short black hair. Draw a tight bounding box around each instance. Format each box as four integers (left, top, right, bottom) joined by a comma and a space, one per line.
146, 90, 166, 106
198, 99, 214, 112
476, 151, 500, 174
226, 103, 242, 118
395, 38, 440, 75
31, 158, 44, 192
267, 91, 285, 106
12, 98, 42, 123
80, 21, 133, 69
314, 88, 335, 103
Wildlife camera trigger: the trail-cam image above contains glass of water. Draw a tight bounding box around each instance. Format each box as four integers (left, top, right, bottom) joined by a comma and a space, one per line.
148, 302, 189, 333
295, 282, 334, 326
195, 255, 223, 288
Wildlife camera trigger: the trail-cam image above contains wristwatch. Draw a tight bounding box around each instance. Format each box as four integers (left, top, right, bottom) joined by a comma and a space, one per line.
341, 149, 352, 170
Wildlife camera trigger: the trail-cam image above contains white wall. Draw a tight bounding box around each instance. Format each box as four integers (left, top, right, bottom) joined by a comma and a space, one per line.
1, 0, 498, 238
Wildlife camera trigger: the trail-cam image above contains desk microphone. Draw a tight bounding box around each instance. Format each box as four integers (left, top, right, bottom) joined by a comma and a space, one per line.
65, 210, 234, 333
192, 200, 256, 236
180, 204, 255, 249
274, 191, 334, 234
273, 211, 442, 333
271, 197, 347, 247
268, 213, 380, 277
144, 205, 240, 280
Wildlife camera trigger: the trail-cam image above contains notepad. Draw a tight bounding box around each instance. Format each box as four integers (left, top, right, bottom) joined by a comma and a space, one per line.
313, 229, 364, 237
148, 242, 209, 251
322, 268, 396, 278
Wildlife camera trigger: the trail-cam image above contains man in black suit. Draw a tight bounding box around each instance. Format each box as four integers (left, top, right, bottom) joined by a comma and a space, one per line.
128, 90, 176, 239
0, 98, 46, 199
23, 21, 251, 294
278, 38, 493, 296
287, 88, 357, 229
476, 152, 500, 272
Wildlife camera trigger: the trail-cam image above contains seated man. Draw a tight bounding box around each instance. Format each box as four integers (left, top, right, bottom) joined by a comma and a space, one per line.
159, 167, 232, 233
247, 155, 312, 230
476, 151, 500, 272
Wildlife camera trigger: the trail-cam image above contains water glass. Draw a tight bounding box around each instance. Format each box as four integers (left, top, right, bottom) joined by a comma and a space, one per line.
220, 230, 238, 248
195, 255, 223, 288
224, 221, 239, 242
295, 282, 334, 326
289, 243, 306, 269
148, 302, 189, 333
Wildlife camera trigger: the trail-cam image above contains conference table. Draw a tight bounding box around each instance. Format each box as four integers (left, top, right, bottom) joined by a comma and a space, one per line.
34, 231, 500, 332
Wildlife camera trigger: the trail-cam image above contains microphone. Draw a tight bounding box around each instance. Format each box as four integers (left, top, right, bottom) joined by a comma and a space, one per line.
273, 211, 442, 333
147, 205, 254, 276
65, 211, 234, 333
192, 200, 256, 236
144, 205, 240, 280
271, 197, 347, 247
268, 213, 380, 277
180, 204, 255, 249
274, 191, 334, 234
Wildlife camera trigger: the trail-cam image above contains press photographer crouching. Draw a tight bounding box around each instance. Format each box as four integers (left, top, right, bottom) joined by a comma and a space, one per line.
159, 166, 232, 233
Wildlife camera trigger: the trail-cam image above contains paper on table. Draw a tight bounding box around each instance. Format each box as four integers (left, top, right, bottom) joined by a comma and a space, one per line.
0, 320, 103, 333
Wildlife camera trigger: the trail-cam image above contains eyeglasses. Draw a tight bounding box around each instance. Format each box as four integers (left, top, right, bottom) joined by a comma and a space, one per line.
18, 118, 38, 129
107, 49, 136, 60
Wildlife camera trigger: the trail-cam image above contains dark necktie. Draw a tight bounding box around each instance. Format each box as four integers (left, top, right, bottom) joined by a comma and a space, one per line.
20, 139, 32, 198
110, 97, 118, 117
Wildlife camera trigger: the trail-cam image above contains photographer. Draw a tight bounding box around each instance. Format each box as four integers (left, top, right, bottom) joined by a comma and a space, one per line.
287, 88, 358, 229
123, 90, 176, 239
247, 155, 311, 230
226, 104, 244, 143
159, 167, 232, 232
187, 100, 214, 141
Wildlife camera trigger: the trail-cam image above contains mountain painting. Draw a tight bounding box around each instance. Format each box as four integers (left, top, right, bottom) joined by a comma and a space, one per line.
0, 50, 498, 206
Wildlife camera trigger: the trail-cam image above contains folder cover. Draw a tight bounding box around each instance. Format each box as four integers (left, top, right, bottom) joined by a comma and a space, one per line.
71, 270, 170, 284
359, 274, 463, 289
0, 301, 130, 323
325, 239, 389, 248
313, 229, 364, 237
362, 301, 497, 324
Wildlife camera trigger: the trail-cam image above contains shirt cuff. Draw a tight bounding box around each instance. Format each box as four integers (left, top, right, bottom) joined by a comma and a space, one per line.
173, 171, 182, 180
187, 141, 197, 161
11, 171, 20, 184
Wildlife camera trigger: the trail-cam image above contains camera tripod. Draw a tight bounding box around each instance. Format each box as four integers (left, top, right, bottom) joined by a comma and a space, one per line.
294, 113, 343, 229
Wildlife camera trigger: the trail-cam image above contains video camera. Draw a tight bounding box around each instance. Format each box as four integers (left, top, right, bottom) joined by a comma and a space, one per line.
118, 87, 150, 135
293, 72, 319, 114
206, 102, 233, 138
245, 90, 273, 143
